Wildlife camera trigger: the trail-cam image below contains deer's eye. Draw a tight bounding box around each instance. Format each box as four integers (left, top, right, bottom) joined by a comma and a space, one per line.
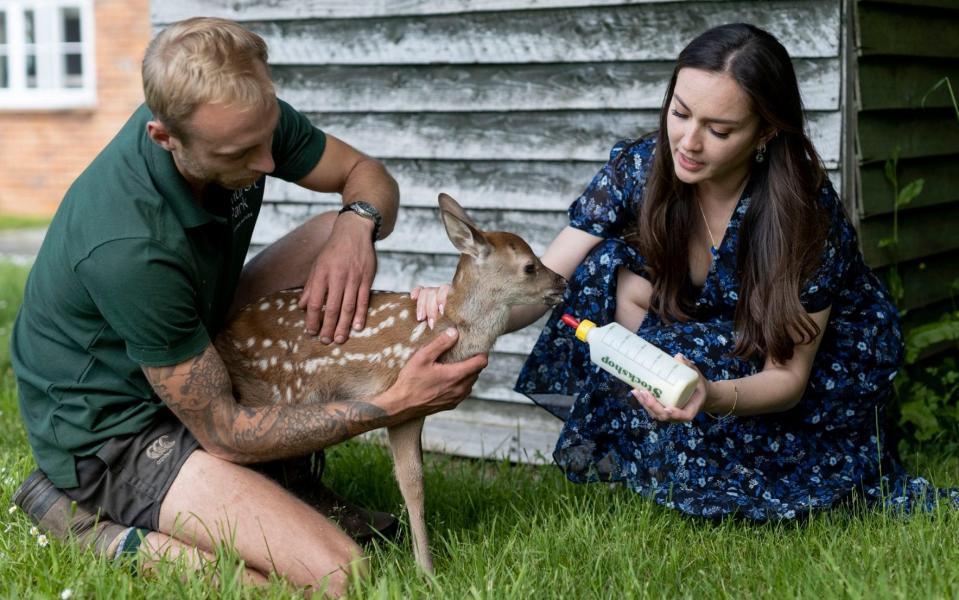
523, 263, 536, 275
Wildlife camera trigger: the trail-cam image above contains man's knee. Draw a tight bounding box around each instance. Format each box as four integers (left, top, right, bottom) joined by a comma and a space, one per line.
298, 538, 367, 594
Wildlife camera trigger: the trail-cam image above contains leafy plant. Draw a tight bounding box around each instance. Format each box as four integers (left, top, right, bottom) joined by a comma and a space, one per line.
879, 147, 924, 310
886, 76, 959, 451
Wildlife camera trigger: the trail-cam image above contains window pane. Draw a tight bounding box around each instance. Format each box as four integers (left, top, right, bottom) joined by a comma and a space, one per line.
0, 56, 7, 89
0, 11, 7, 45
64, 53, 82, 87
25, 10, 35, 44
62, 7, 81, 43
26, 53, 36, 88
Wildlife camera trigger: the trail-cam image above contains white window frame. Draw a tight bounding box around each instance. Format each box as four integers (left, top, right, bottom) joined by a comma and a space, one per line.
0, 0, 96, 110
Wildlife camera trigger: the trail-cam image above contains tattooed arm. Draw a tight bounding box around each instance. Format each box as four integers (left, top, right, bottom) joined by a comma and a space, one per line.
142, 330, 487, 463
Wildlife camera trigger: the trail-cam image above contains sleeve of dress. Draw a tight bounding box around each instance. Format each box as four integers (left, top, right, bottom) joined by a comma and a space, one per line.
567, 138, 655, 239
799, 180, 856, 313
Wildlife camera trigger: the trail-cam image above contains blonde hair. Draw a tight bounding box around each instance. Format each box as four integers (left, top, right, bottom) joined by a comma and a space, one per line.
142, 17, 275, 140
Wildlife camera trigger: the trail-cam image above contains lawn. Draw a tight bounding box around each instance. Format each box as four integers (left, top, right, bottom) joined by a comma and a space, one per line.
0, 214, 50, 231
1, 259, 958, 599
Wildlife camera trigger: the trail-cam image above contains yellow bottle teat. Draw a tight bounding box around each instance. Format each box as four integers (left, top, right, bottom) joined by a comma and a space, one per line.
574, 319, 596, 342
560, 314, 596, 342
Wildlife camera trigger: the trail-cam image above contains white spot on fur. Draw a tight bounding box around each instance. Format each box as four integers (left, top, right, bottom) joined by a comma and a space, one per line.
259, 302, 270, 311
259, 359, 269, 371
282, 362, 293, 372
262, 339, 273, 348
277, 317, 285, 325
352, 316, 396, 338
332, 347, 341, 357
246, 337, 256, 348
409, 322, 427, 343
399, 309, 410, 320
303, 357, 334, 374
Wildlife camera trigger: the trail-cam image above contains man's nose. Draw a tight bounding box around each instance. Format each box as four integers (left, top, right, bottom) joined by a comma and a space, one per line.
248, 145, 275, 174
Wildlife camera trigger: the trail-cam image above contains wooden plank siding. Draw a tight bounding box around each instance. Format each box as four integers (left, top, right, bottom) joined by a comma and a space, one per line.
153, 1, 846, 461
854, 1, 959, 332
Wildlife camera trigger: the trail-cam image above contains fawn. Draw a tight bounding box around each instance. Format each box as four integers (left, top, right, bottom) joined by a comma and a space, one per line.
215, 193, 566, 573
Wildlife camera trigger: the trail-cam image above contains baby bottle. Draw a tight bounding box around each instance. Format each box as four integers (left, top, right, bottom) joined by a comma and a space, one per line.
561, 314, 700, 408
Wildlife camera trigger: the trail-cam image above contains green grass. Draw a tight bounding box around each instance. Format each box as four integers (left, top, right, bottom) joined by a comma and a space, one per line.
0, 214, 50, 231
1, 259, 958, 599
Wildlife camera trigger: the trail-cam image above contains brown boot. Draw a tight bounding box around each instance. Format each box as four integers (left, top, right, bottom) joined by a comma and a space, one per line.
256, 454, 398, 544
13, 469, 131, 556
306, 481, 399, 544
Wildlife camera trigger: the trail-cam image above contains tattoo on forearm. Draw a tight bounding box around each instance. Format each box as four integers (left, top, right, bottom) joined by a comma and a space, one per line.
144, 345, 390, 462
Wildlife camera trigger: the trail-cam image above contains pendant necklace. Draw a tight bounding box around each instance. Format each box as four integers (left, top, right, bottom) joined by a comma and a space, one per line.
697, 198, 719, 257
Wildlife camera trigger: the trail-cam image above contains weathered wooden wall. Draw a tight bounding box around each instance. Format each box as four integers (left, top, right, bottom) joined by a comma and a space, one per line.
853, 1, 959, 328
152, 0, 847, 462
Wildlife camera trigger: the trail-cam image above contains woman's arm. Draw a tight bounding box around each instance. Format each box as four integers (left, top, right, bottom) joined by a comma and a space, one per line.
634, 307, 832, 421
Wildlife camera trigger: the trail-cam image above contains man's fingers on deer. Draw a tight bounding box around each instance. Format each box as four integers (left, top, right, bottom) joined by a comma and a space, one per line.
303, 285, 328, 336
353, 287, 370, 331
319, 286, 344, 344
334, 279, 359, 343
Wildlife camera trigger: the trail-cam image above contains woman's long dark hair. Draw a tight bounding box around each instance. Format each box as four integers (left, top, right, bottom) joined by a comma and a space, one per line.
637, 23, 829, 363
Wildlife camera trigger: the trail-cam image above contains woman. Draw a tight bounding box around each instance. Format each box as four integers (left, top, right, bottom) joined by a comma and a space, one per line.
415, 23, 955, 520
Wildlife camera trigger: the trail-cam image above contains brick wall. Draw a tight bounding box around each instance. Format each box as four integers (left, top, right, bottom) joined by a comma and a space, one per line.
0, 0, 150, 216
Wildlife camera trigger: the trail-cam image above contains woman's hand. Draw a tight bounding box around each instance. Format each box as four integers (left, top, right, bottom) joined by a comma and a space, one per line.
410, 284, 450, 330
631, 353, 710, 423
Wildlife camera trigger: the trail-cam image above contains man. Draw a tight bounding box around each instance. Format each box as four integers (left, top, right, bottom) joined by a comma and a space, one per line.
11, 17, 487, 595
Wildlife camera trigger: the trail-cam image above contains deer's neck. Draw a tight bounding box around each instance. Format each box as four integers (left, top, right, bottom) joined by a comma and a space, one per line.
440, 287, 510, 362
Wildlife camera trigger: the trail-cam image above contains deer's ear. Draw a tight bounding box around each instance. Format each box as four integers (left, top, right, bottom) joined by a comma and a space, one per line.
439, 193, 490, 260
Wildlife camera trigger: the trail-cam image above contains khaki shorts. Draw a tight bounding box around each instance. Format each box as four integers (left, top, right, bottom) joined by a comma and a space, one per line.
63, 409, 199, 531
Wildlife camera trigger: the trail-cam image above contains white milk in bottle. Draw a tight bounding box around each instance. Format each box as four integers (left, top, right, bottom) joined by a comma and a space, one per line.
561, 314, 700, 408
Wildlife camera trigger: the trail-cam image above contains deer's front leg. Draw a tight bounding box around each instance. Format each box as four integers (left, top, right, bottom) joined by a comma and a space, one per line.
387, 417, 432, 574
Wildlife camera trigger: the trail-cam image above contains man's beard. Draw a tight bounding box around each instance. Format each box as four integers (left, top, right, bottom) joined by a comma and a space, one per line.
176, 149, 257, 190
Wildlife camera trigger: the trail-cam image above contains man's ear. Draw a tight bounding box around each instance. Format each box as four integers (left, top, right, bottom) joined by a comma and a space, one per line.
146, 120, 178, 151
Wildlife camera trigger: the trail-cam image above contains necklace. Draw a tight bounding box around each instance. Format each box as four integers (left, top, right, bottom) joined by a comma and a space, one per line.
697, 198, 719, 257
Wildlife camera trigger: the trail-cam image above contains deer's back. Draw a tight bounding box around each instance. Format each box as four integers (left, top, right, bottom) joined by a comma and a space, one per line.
215, 288, 443, 407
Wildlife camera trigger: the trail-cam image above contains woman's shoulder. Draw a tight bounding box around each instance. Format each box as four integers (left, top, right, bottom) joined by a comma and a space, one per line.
608, 135, 657, 163
605, 135, 659, 189
814, 176, 854, 230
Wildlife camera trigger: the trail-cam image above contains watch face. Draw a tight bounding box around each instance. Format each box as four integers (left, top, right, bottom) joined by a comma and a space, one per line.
342, 202, 382, 241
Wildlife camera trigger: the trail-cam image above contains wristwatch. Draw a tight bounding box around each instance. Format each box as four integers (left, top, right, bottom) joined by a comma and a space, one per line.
339, 201, 382, 242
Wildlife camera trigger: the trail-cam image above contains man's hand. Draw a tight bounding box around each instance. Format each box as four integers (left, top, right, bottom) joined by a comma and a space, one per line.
376, 328, 489, 422
298, 212, 377, 344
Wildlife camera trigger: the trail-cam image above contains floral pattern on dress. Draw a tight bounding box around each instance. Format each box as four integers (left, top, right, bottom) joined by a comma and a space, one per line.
516, 137, 959, 520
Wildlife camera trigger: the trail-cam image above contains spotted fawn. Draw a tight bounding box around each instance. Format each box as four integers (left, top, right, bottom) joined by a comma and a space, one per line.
215, 193, 567, 573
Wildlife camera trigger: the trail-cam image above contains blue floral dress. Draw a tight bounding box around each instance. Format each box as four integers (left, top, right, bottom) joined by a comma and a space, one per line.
516, 137, 958, 520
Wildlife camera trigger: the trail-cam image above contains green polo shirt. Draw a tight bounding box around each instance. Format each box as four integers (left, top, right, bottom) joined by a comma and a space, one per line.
11, 98, 326, 488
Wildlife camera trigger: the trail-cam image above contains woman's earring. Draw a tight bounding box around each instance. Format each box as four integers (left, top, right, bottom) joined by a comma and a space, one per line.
755, 143, 767, 163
